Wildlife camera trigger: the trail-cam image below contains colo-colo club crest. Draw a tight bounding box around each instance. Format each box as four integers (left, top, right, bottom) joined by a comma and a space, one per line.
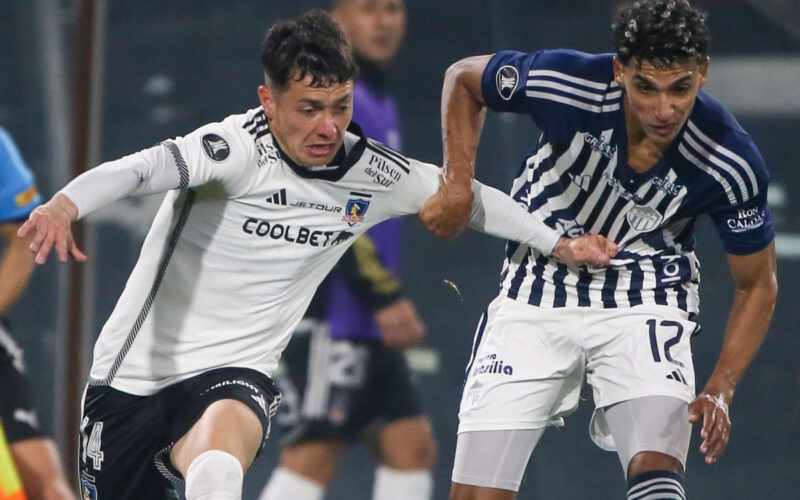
342, 191, 372, 226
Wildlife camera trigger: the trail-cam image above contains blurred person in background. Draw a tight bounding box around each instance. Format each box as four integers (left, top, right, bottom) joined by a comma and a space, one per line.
0, 126, 75, 500
259, 1, 438, 500
420, 0, 778, 499
18, 10, 611, 500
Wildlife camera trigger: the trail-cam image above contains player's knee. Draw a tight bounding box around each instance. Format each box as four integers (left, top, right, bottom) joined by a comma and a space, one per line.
384, 433, 437, 470
185, 450, 243, 500
627, 450, 683, 479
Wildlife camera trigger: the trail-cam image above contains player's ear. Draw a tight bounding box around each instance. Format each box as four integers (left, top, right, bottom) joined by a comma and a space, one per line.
612, 56, 625, 87
258, 85, 276, 119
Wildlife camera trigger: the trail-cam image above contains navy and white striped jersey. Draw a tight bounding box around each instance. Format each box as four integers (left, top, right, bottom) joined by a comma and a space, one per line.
482, 50, 774, 314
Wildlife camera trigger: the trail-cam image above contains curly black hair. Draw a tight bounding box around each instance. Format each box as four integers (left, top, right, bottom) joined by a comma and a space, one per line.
260, 9, 358, 89
612, 0, 709, 66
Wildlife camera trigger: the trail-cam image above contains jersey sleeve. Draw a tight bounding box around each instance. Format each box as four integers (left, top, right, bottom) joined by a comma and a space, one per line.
708, 143, 775, 255
167, 117, 255, 192
481, 49, 617, 132
0, 127, 41, 222
384, 158, 440, 216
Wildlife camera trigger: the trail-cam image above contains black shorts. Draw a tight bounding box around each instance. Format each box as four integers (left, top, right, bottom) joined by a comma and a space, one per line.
78, 367, 279, 500
276, 320, 423, 445
0, 319, 44, 444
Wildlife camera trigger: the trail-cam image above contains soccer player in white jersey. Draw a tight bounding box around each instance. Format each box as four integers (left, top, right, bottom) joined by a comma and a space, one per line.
17, 10, 614, 500
420, 1, 778, 499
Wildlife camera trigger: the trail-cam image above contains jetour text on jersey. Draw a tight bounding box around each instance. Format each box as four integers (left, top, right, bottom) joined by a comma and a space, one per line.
242, 218, 354, 246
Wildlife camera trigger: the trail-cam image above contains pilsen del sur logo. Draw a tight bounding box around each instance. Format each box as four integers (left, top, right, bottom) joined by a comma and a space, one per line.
342, 191, 372, 226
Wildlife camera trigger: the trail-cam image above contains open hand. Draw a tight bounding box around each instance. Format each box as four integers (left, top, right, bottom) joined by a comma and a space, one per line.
17, 193, 86, 265
688, 392, 731, 464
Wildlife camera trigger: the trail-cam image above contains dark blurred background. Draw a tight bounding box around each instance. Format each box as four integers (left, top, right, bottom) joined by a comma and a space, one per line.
2, 0, 798, 498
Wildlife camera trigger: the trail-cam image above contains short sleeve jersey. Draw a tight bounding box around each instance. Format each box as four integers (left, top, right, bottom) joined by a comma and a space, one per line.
0, 126, 41, 222
481, 50, 773, 314
88, 108, 439, 395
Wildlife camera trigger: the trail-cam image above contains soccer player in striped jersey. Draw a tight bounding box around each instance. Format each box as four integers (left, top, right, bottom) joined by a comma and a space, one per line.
420, 1, 778, 499
17, 10, 613, 500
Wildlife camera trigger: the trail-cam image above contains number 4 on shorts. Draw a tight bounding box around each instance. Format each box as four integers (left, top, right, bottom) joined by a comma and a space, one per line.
80, 417, 105, 471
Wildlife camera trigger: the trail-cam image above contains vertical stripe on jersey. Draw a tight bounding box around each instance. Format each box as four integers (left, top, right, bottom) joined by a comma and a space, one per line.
162, 141, 190, 189
92, 189, 197, 387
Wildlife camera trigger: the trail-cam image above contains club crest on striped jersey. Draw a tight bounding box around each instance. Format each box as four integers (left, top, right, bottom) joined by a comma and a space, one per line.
496, 65, 519, 101
626, 205, 663, 232
201, 134, 230, 162
342, 191, 372, 226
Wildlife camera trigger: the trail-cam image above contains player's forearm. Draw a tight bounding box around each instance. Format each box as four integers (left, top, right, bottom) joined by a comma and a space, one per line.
441, 56, 490, 189
468, 180, 561, 255
60, 144, 182, 218
0, 223, 35, 314
706, 272, 777, 400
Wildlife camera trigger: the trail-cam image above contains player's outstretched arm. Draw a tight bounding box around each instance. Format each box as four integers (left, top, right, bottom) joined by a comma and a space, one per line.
17, 193, 85, 265
455, 179, 617, 266
688, 241, 777, 464
420, 55, 492, 239
17, 143, 189, 265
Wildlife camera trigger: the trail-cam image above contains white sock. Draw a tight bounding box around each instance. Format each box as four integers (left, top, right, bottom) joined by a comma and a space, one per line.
184, 450, 243, 500
372, 466, 433, 500
259, 467, 324, 500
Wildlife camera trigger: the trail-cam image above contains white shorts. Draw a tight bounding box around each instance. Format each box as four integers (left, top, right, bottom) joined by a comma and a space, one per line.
458, 295, 696, 452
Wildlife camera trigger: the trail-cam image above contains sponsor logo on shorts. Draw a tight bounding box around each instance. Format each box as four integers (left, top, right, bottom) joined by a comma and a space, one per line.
202, 378, 261, 396
472, 353, 514, 376
201, 133, 231, 162
496, 65, 519, 101
13, 408, 39, 428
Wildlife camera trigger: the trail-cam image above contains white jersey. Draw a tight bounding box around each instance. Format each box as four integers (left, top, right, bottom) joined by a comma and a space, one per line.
87, 107, 439, 395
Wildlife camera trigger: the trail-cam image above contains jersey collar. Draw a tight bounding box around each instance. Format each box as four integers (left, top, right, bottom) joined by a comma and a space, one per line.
272, 121, 368, 181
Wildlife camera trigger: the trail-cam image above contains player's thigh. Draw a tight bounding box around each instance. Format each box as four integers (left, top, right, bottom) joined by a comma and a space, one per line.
603, 396, 690, 477
168, 367, 280, 476
79, 386, 171, 499
459, 296, 586, 432
377, 416, 437, 470
586, 306, 696, 448
451, 429, 544, 495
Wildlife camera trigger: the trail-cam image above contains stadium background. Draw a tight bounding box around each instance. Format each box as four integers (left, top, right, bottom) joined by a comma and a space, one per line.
1, 0, 798, 498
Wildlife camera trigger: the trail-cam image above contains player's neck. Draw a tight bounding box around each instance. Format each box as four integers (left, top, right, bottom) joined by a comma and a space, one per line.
624, 105, 666, 174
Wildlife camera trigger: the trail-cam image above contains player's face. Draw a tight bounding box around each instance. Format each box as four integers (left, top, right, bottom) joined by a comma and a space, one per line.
258, 74, 354, 167
333, 0, 406, 66
614, 57, 708, 151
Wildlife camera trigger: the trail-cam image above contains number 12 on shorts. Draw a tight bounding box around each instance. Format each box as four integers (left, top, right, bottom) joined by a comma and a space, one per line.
646, 319, 684, 368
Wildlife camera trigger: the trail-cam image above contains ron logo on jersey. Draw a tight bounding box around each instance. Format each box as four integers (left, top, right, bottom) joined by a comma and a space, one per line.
342, 191, 372, 226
